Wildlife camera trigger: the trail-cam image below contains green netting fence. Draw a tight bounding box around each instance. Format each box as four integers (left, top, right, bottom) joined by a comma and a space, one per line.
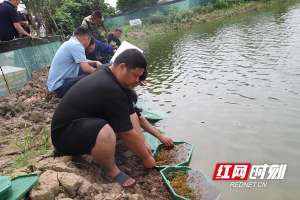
0, 37, 61, 78
0, 36, 62, 96
105, 0, 215, 27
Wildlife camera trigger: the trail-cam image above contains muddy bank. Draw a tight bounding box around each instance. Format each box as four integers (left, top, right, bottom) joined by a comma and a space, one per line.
0, 68, 171, 199
0, 67, 57, 172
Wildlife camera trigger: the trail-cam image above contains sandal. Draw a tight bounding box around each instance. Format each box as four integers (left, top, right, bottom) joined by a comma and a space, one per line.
114, 171, 136, 188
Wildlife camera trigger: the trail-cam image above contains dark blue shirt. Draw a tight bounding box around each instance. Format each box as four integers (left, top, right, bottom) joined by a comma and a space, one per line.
86, 39, 113, 63
107, 33, 121, 47
0, 1, 19, 41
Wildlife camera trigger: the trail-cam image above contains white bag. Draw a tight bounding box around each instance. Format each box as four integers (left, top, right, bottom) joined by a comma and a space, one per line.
110, 41, 143, 63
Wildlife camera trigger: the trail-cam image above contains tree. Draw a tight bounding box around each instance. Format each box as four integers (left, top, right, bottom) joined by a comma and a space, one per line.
117, 0, 157, 12
23, 0, 61, 34
23, 0, 115, 36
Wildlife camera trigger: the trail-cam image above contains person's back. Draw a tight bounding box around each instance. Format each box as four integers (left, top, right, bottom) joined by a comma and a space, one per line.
86, 38, 114, 63
51, 49, 165, 188
82, 11, 107, 41
48, 26, 102, 98
0, 1, 19, 41
107, 29, 122, 48
82, 15, 94, 28
51, 66, 134, 152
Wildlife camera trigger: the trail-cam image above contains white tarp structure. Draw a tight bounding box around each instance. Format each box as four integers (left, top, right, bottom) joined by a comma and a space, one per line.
110, 41, 143, 63
17, 3, 26, 12
129, 19, 142, 27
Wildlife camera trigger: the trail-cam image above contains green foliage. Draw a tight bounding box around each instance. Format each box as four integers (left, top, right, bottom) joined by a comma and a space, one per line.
54, 0, 115, 35
192, 4, 215, 14
146, 14, 168, 25
215, 0, 230, 8
214, 0, 254, 9
117, 0, 157, 12
15, 128, 34, 168
40, 127, 51, 154
15, 127, 51, 168
16, 128, 34, 155
138, 0, 257, 25
23, 0, 115, 35
22, 0, 61, 34
164, 8, 195, 24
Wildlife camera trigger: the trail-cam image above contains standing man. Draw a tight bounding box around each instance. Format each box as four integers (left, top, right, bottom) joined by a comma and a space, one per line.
107, 28, 122, 48
0, 0, 33, 41
47, 26, 101, 98
51, 49, 174, 188
82, 10, 107, 41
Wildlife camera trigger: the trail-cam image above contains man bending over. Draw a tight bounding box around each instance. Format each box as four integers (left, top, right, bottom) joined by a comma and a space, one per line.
47, 26, 101, 98
51, 49, 173, 187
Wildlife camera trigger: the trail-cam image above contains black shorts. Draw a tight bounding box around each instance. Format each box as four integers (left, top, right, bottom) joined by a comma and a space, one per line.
51, 118, 107, 155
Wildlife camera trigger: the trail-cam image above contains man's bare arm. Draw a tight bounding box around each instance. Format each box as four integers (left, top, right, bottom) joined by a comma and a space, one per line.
80, 62, 96, 74
139, 116, 174, 147
85, 60, 103, 69
13, 22, 31, 38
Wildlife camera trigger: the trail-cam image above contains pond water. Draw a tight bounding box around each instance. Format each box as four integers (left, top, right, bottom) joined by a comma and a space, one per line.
138, 1, 300, 199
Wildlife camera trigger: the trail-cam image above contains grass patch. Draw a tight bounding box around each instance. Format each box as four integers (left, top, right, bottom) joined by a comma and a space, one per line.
15, 127, 51, 168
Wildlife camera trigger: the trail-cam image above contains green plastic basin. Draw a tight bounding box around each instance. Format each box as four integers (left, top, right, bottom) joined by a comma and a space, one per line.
3, 173, 38, 200
0, 176, 12, 200
142, 109, 167, 123
160, 166, 221, 200
153, 142, 194, 169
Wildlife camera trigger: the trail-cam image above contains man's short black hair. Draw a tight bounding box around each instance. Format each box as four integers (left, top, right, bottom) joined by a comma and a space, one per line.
74, 26, 91, 36
115, 28, 123, 33
114, 49, 147, 71
92, 10, 102, 18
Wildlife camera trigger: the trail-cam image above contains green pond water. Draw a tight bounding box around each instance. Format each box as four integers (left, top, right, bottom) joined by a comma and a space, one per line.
137, 1, 300, 199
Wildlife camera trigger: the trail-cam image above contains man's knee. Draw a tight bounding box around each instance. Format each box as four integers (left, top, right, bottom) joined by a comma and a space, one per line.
91, 124, 116, 158
119, 130, 138, 142
97, 124, 116, 144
